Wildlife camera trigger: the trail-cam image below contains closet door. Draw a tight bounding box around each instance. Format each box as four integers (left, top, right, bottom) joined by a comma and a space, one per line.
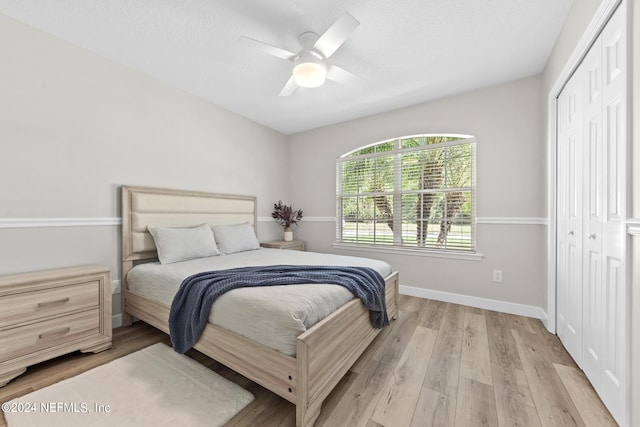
556, 69, 584, 366
594, 5, 627, 423
581, 32, 604, 395
556, 5, 627, 425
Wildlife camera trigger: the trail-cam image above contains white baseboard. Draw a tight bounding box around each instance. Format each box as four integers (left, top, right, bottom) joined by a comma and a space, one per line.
399, 285, 545, 320
539, 309, 553, 332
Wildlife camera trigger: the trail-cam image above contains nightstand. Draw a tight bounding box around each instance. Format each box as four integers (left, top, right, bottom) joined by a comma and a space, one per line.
0, 265, 112, 386
260, 240, 305, 251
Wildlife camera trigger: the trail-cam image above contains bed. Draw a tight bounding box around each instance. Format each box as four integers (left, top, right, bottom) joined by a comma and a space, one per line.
120, 185, 399, 427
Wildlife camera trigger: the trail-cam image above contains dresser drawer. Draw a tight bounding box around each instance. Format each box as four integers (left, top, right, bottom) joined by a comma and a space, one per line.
0, 309, 100, 362
0, 281, 99, 328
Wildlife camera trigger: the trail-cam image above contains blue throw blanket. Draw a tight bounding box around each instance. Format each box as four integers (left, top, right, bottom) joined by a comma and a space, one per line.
168, 265, 389, 353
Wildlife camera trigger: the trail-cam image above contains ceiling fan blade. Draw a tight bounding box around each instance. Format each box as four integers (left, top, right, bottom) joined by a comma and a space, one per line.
238, 36, 297, 61
313, 13, 360, 59
326, 65, 361, 85
279, 75, 298, 96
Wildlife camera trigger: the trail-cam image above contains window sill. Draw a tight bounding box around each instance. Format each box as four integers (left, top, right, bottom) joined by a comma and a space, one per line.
332, 243, 484, 261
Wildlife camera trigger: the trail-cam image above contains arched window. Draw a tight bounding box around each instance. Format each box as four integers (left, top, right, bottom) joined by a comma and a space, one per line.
336, 134, 476, 252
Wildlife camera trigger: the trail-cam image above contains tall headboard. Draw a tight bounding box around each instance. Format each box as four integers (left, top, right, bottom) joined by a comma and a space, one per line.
121, 185, 257, 263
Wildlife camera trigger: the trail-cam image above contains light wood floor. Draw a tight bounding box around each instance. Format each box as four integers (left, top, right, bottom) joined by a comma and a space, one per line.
0, 295, 617, 426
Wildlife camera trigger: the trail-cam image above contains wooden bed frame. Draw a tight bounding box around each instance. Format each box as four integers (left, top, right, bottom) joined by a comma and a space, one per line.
120, 185, 399, 427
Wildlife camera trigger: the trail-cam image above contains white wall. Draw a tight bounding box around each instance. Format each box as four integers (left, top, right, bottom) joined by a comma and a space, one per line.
0, 14, 289, 319
288, 76, 546, 314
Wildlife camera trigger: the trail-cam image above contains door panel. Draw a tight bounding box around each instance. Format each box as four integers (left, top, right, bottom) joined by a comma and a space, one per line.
598, 5, 626, 424
556, 74, 583, 365
582, 34, 603, 387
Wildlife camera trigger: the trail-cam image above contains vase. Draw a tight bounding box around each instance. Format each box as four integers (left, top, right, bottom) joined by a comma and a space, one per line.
284, 227, 293, 241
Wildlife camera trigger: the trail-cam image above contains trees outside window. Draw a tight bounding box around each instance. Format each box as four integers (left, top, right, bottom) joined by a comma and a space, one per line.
336, 135, 476, 251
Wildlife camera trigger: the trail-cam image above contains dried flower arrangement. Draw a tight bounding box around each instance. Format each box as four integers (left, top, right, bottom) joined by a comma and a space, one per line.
271, 200, 303, 230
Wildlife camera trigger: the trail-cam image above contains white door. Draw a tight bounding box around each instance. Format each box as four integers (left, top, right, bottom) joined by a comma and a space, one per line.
581, 30, 604, 394
594, 6, 627, 423
555, 4, 627, 425
556, 72, 584, 366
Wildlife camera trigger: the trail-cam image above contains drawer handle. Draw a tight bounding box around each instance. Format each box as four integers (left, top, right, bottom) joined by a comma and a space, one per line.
37, 297, 70, 308
38, 327, 71, 340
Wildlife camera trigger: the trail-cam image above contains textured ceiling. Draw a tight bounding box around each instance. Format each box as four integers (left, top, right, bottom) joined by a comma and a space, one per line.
0, 0, 572, 134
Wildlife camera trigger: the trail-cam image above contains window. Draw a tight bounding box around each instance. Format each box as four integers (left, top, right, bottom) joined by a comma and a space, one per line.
336, 134, 476, 252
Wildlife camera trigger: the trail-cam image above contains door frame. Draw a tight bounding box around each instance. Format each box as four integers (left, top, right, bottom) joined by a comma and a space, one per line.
545, 0, 624, 334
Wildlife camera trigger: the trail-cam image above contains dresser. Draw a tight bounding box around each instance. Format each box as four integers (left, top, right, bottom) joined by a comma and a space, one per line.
0, 265, 112, 386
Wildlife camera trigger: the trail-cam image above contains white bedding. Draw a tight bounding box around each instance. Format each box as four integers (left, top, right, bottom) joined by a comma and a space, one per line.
126, 248, 391, 356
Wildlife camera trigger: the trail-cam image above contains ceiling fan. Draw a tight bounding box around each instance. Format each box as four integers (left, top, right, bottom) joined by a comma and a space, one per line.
239, 13, 361, 96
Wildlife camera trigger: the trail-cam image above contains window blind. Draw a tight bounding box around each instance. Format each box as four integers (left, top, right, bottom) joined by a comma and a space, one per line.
337, 135, 476, 251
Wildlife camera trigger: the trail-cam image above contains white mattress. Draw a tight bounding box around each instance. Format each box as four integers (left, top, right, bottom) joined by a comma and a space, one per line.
126, 248, 392, 356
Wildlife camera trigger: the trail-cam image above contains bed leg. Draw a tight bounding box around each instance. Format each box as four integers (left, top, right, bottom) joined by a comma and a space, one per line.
121, 312, 134, 327
120, 263, 134, 327
297, 401, 321, 427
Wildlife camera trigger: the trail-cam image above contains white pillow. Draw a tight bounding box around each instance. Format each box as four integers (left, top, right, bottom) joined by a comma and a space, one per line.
148, 224, 220, 264
212, 222, 260, 254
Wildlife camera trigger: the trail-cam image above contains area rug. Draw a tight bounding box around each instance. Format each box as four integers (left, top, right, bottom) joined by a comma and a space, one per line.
3, 343, 254, 427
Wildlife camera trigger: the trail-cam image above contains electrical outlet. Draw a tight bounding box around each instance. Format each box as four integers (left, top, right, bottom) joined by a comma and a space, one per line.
492, 270, 503, 283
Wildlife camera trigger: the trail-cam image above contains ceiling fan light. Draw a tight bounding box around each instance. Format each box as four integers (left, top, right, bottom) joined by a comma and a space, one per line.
293, 62, 327, 88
